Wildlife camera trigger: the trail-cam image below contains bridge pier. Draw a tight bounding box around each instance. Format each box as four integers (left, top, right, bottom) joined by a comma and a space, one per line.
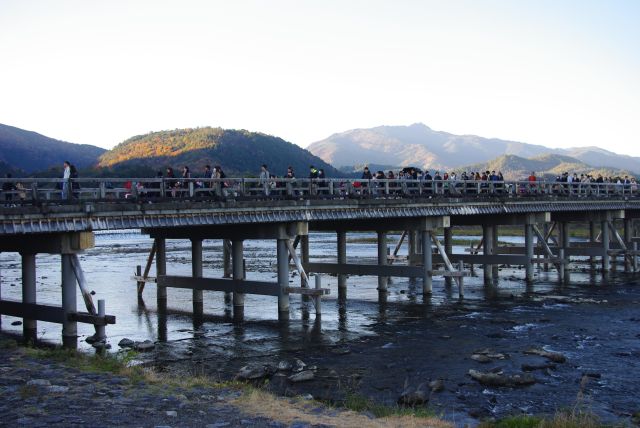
482, 225, 494, 286
377, 231, 388, 293
277, 238, 289, 321
601, 220, 610, 272
232, 240, 244, 323
21, 253, 37, 342
156, 237, 167, 304
191, 238, 203, 322
61, 254, 78, 349
337, 231, 347, 297
444, 228, 453, 287
560, 222, 571, 283
422, 229, 432, 294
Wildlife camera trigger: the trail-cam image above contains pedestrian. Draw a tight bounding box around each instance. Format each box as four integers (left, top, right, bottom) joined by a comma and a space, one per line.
70, 164, 80, 198
259, 164, 270, 196
61, 160, 71, 199
2, 173, 15, 204
166, 167, 176, 197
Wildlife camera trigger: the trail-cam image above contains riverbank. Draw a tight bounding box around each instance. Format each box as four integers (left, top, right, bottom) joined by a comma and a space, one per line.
0, 335, 450, 428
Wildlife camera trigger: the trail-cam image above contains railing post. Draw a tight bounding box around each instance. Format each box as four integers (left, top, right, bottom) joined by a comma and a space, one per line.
160, 179, 166, 198
188, 181, 195, 197
99, 182, 106, 199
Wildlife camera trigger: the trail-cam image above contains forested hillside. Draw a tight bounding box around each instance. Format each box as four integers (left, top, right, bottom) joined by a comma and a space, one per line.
0, 123, 106, 173
98, 127, 342, 177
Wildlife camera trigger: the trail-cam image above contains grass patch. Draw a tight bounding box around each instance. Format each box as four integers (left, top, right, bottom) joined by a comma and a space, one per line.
344, 393, 436, 418
479, 408, 609, 428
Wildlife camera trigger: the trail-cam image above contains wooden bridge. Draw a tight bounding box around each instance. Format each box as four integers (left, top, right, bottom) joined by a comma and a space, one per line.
1, 177, 639, 347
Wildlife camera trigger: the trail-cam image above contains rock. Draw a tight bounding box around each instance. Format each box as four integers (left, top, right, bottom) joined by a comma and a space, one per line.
236, 365, 270, 381
397, 385, 427, 406
92, 341, 111, 350
439, 335, 452, 340
277, 360, 292, 371
301, 393, 314, 400
206, 423, 231, 428
428, 379, 445, 392
471, 354, 491, 363
118, 338, 135, 348
521, 363, 556, 372
11, 321, 22, 326
134, 340, 155, 352
583, 372, 601, 379
27, 379, 51, 387
292, 359, 306, 372
524, 347, 566, 363
166, 410, 178, 417
48, 385, 70, 393
288, 370, 315, 383
468, 369, 536, 387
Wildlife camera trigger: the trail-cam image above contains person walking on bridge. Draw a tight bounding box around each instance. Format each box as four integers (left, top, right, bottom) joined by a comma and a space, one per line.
61, 160, 71, 200
259, 164, 270, 196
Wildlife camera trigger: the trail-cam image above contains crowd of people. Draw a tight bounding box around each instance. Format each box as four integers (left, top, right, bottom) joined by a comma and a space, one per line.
1, 162, 638, 203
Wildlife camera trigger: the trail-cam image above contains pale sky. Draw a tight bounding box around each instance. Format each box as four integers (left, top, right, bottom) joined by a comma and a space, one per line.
1, 0, 639, 155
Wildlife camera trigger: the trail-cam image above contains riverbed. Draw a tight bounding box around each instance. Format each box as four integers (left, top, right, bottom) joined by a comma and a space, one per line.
1, 230, 638, 426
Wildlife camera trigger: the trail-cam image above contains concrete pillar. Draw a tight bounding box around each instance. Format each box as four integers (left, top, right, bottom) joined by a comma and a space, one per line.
492, 226, 499, 279
601, 221, 610, 272
422, 230, 432, 294
21, 253, 37, 342
482, 225, 494, 286
191, 238, 203, 314
542, 223, 550, 272
561, 222, 570, 281
300, 235, 310, 288
277, 239, 290, 321
222, 239, 232, 304
155, 238, 167, 302
377, 231, 388, 291
558, 248, 565, 283
525, 224, 534, 283
633, 241, 638, 272
624, 219, 632, 272
223, 239, 232, 278
232, 240, 244, 322
337, 231, 347, 295
61, 254, 77, 349
444, 228, 452, 287
408, 230, 417, 274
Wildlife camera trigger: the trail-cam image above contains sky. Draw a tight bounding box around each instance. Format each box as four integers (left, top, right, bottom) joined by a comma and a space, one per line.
1, 0, 639, 155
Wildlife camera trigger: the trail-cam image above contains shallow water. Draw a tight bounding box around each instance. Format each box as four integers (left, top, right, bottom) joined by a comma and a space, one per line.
1, 230, 639, 426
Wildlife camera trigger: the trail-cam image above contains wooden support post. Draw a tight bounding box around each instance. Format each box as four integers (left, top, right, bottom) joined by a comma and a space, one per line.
138, 241, 156, 296
61, 254, 77, 349
277, 239, 290, 321
69, 255, 100, 339
589, 222, 597, 267
391, 231, 407, 264
21, 253, 37, 342
558, 248, 565, 283
525, 224, 534, 283
377, 231, 388, 292
95, 299, 106, 341
156, 238, 167, 303
601, 221, 610, 272
286, 239, 310, 288
482, 225, 494, 286
422, 230, 432, 294
634, 242, 638, 272
191, 238, 203, 314
223, 239, 232, 305
444, 228, 452, 287
337, 231, 347, 293
232, 240, 244, 322
542, 223, 550, 272
408, 230, 417, 275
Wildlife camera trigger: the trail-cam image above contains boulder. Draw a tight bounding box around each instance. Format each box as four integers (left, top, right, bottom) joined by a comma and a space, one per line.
236, 365, 270, 381
428, 379, 445, 393
524, 347, 566, 363
468, 369, 536, 387
134, 340, 155, 352
288, 370, 315, 383
118, 338, 135, 348
397, 385, 427, 406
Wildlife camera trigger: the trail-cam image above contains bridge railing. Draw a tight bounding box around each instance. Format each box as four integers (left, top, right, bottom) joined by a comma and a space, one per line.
0, 177, 638, 204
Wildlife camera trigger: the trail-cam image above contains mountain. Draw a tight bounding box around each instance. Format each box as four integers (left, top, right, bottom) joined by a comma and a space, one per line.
462, 154, 633, 180
0, 123, 106, 173
97, 127, 342, 177
308, 123, 640, 173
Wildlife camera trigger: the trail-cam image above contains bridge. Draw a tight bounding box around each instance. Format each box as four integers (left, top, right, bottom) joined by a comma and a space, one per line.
1, 177, 639, 347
